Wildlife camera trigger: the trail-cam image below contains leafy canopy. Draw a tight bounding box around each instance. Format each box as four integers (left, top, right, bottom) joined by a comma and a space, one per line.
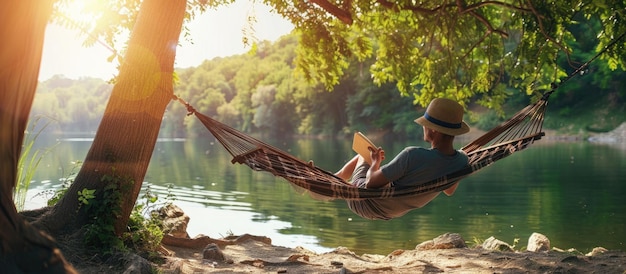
266, 0, 626, 109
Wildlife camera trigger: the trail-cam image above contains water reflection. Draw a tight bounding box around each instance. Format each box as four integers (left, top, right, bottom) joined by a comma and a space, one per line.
24, 136, 626, 255
145, 183, 251, 210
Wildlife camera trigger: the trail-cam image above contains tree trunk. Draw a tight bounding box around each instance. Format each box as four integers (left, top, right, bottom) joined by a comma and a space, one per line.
0, 0, 76, 272
37, 0, 187, 236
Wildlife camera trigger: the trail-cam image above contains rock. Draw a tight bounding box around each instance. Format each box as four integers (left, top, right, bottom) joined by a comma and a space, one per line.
482, 236, 513, 252
121, 253, 152, 274
527, 232, 550, 252
203, 243, 225, 261
416, 233, 467, 250
156, 203, 190, 238
586, 247, 608, 256
333, 246, 356, 255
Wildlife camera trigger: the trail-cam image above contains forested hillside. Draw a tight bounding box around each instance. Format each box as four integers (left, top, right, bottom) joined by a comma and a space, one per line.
33, 31, 625, 140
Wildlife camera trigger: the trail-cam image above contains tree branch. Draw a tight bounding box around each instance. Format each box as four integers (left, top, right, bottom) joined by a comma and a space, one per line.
462, 1, 532, 14
376, 0, 452, 14
468, 9, 509, 38
526, 0, 571, 55
456, 0, 516, 38
308, 0, 353, 24
313, 0, 529, 36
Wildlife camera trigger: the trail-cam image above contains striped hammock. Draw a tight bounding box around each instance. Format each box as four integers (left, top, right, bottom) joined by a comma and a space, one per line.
177, 93, 548, 220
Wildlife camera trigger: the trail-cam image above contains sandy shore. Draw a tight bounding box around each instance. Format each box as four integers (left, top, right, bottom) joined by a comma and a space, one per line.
133, 194, 626, 274
151, 233, 626, 273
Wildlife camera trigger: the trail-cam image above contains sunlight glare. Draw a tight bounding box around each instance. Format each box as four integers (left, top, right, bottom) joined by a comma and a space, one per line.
57, 0, 90, 25
56, 0, 110, 31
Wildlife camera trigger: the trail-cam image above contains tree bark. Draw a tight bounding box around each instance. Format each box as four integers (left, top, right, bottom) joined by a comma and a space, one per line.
0, 0, 76, 272
37, 0, 187, 236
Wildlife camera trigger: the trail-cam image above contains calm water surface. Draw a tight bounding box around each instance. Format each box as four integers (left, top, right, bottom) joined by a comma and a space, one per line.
24, 135, 626, 255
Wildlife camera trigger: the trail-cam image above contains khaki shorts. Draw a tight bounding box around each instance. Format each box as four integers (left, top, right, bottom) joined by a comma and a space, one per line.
350, 163, 370, 188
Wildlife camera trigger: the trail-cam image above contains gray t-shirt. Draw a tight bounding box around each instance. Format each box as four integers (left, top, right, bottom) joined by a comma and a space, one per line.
381, 146, 468, 189
346, 146, 469, 220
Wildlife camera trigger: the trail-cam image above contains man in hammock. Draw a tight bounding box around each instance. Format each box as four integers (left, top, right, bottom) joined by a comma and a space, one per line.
334, 98, 470, 219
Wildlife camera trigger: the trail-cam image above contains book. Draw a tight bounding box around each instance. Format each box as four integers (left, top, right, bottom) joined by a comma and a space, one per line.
352, 132, 377, 164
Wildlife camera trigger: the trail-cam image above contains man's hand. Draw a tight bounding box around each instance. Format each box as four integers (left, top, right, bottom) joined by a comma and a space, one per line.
369, 146, 385, 164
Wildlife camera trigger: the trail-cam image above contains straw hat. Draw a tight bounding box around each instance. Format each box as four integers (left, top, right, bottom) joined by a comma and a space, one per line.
415, 98, 470, 136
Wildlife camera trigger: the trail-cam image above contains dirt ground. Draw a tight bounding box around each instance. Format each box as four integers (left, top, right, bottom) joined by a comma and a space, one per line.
144, 234, 626, 274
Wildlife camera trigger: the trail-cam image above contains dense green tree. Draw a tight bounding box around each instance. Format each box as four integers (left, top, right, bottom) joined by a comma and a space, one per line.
32, 77, 111, 134
269, 0, 626, 110
251, 85, 280, 132
346, 82, 417, 135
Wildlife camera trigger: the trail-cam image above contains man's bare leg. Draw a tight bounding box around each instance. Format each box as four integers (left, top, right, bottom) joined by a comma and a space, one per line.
335, 155, 360, 181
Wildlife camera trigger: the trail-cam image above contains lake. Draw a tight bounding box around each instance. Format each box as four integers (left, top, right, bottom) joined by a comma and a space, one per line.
23, 135, 626, 255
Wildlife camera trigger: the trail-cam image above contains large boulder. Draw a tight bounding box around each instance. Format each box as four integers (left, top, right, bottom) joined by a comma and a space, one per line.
156, 203, 190, 238
527, 232, 550, 252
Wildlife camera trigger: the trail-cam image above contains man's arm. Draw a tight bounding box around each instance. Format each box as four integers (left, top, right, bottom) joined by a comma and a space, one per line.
365, 147, 389, 188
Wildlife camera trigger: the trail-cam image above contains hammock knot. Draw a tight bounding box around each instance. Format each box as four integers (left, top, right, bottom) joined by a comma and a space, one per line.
173, 95, 197, 116
184, 103, 196, 116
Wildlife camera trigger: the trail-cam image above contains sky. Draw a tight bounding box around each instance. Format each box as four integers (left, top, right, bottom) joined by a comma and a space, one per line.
39, 1, 294, 81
